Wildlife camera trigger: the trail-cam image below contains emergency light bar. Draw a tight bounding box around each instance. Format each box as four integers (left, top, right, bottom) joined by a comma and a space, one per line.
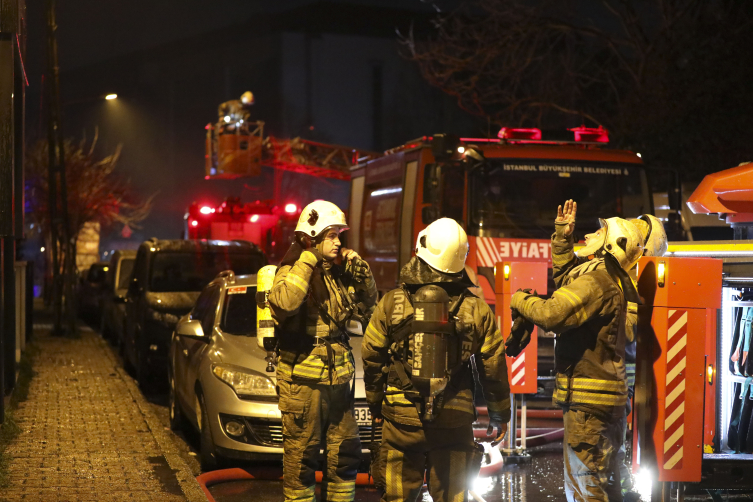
497, 128, 542, 141
569, 126, 609, 143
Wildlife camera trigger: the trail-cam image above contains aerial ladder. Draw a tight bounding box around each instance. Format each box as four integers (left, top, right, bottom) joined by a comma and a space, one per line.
204, 91, 377, 181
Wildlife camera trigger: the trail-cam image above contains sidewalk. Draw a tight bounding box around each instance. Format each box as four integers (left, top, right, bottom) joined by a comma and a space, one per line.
1, 320, 207, 502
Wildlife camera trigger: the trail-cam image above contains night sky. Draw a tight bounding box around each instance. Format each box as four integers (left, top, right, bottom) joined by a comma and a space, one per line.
21, 0, 469, 249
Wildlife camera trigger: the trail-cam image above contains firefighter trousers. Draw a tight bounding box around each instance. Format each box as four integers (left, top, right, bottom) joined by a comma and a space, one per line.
378, 419, 483, 502
278, 379, 361, 502
563, 408, 625, 502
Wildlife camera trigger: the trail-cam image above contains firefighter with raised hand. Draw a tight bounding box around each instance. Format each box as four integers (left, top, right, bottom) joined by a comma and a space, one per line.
618, 214, 668, 501
268, 200, 378, 502
510, 200, 644, 502
362, 217, 511, 502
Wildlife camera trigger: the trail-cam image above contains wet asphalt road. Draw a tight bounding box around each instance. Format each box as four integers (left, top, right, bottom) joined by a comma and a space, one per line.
202, 443, 567, 502
96, 318, 569, 501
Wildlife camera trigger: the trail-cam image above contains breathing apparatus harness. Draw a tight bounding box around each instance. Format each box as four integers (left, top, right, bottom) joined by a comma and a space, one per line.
261, 231, 372, 386
387, 283, 470, 422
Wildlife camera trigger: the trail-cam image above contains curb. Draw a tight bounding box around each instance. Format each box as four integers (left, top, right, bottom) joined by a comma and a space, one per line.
98, 334, 208, 502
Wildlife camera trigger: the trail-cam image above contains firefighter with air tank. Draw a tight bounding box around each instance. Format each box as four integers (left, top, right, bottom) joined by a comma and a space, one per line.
362, 217, 511, 502
509, 199, 645, 502
266, 200, 378, 502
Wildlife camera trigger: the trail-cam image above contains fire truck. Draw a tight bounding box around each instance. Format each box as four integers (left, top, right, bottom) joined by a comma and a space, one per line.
346, 127, 652, 304
195, 93, 377, 261
492, 162, 753, 499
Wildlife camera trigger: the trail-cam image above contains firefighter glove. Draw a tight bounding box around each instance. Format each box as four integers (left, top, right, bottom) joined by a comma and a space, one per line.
505, 314, 535, 358
347, 256, 370, 283
486, 412, 508, 447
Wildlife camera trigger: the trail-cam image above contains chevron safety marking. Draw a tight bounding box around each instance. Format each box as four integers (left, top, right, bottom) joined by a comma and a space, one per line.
663, 309, 688, 471
511, 352, 526, 386
476, 237, 502, 268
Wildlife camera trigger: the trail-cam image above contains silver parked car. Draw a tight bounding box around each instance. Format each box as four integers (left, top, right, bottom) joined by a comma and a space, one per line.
169, 270, 379, 470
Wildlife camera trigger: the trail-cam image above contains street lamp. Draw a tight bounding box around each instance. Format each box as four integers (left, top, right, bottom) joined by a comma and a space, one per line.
105, 94, 117, 100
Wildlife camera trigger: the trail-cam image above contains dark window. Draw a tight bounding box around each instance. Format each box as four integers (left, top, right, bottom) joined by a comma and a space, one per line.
220, 287, 258, 336
149, 251, 265, 293
117, 259, 135, 290
86, 264, 107, 284
469, 161, 646, 239
441, 167, 465, 223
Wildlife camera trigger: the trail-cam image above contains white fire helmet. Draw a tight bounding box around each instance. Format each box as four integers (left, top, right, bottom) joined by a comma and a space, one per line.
415, 218, 469, 274
295, 200, 349, 238
576, 217, 644, 271
630, 214, 668, 257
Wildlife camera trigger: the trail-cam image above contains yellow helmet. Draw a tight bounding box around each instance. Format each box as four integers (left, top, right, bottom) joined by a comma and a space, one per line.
240, 91, 255, 105
630, 214, 668, 257
577, 217, 644, 271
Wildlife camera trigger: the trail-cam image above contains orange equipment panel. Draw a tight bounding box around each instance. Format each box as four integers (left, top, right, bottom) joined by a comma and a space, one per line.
495, 261, 548, 394
633, 256, 722, 482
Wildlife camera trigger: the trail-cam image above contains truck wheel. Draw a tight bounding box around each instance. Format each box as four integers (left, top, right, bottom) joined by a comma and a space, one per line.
169, 372, 186, 431
198, 393, 221, 471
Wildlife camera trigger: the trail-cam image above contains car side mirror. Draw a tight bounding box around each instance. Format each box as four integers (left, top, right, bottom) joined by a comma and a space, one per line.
176, 318, 208, 342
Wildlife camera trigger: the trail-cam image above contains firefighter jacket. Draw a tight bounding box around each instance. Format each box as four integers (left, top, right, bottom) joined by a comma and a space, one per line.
269, 243, 378, 385
511, 222, 628, 419
362, 256, 511, 428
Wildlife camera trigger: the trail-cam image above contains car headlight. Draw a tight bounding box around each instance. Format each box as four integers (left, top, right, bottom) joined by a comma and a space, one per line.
212, 364, 277, 398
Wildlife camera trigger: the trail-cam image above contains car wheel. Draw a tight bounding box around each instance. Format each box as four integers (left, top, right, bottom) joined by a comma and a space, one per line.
168, 372, 186, 431
198, 393, 221, 471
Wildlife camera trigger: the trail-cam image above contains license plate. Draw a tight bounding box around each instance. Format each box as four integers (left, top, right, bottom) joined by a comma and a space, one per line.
354, 406, 372, 425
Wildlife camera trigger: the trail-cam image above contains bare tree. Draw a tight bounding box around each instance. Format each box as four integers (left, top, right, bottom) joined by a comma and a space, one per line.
404, 0, 753, 179
25, 133, 154, 303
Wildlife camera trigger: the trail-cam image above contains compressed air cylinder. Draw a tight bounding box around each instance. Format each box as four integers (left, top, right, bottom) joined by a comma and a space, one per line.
411, 284, 451, 404
256, 265, 278, 356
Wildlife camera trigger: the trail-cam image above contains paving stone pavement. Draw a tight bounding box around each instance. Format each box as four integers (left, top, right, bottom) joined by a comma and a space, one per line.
1, 324, 207, 502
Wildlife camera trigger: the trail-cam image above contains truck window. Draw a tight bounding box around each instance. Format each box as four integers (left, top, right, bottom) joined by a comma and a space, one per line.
469, 160, 647, 239
362, 183, 401, 254
441, 167, 465, 223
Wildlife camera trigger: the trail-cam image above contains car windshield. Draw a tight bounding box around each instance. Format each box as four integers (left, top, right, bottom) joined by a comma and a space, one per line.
220, 286, 258, 336
469, 160, 649, 239
117, 259, 135, 290
149, 252, 264, 292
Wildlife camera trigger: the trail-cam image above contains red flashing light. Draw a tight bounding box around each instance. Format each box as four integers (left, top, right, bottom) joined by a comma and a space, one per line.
285, 203, 297, 214
498, 128, 542, 141
570, 125, 609, 143
199, 206, 214, 215
190, 220, 198, 227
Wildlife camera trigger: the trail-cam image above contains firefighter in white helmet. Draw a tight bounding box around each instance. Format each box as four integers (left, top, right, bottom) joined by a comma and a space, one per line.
618, 213, 668, 501
511, 200, 643, 502
362, 217, 511, 502
268, 200, 378, 502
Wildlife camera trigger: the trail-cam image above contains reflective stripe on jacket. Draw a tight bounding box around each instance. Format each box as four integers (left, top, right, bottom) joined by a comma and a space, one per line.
269, 250, 378, 384
511, 222, 628, 419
